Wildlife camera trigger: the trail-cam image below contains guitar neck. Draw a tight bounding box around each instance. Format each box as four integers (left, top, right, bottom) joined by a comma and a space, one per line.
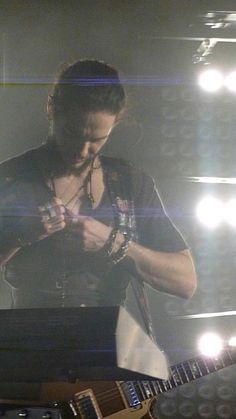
120, 347, 236, 407
42, 347, 236, 418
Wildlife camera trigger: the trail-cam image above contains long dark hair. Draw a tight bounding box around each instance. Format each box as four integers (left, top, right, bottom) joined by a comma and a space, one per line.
49, 59, 126, 118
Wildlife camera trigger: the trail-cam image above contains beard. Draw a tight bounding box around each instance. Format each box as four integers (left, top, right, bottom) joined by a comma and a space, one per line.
68, 156, 95, 175
58, 146, 100, 176
46, 136, 99, 177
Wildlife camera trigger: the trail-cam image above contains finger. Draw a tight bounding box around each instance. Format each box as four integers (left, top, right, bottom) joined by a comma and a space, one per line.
64, 211, 87, 222
64, 215, 88, 231
48, 223, 65, 233
44, 202, 65, 212
50, 202, 66, 213
49, 218, 66, 228
39, 197, 64, 211
42, 214, 65, 224
74, 215, 91, 227
39, 203, 65, 218
44, 220, 66, 234
46, 206, 57, 218
50, 197, 64, 206
65, 215, 79, 226
42, 215, 65, 227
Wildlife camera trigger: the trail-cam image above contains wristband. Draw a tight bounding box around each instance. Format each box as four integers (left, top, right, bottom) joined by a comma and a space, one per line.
111, 232, 132, 265
100, 227, 118, 258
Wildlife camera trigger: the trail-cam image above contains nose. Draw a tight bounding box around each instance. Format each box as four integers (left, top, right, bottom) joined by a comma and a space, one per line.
79, 141, 91, 158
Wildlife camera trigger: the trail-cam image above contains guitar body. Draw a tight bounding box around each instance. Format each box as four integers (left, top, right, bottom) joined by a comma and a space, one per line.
40, 381, 156, 418
23, 348, 236, 418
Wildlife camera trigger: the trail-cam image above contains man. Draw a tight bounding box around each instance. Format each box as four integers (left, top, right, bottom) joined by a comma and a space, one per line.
0, 59, 197, 309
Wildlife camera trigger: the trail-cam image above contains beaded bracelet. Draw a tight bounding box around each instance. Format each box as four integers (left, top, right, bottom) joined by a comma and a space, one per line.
111, 232, 132, 265
101, 227, 119, 258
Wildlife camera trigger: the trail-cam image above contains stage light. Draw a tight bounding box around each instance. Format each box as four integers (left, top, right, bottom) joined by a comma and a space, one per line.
198, 69, 223, 92
224, 199, 236, 226
224, 71, 236, 92
198, 332, 223, 357
196, 197, 224, 228
228, 336, 236, 347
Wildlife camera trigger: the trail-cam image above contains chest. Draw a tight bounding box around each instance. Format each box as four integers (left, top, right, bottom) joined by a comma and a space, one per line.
50, 168, 105, 215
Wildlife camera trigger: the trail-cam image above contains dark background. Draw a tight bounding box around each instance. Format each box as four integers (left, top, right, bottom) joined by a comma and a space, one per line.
1, 1, 236, 417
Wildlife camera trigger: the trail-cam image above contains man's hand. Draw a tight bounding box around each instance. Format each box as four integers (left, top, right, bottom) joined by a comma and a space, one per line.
39, 197, 66, 238
17, 197, 66, 246
66, 214, 112, 252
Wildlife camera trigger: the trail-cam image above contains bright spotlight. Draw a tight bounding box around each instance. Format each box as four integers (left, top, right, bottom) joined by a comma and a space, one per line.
196, 197, 224, 228
224, 71, 236, 92
198, 69, 224, 92
228, 336, 236, 347
224, 199, 236, 226
198, 332, 223, 357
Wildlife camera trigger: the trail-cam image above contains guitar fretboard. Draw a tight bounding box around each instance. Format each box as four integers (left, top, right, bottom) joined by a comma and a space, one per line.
121, 348, 236, 406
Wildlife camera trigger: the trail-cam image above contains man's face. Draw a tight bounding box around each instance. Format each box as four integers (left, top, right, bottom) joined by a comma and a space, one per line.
53, 110, 116, 171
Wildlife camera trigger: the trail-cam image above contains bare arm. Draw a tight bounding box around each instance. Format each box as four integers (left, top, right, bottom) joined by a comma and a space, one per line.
122, 240, 197, 298
68, 217, 197, 299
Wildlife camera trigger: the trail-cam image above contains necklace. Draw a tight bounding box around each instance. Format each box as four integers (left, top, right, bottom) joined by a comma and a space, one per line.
50, 158, 96, 211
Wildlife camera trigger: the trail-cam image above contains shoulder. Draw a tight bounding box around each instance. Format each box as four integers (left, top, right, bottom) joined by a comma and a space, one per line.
101, 155, 155, 199
101, 155, 151, 183
101, 155, 132, 171
0, 145, 45, 181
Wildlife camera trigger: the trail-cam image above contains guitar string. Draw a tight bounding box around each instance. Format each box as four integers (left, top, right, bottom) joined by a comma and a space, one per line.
64, 357, 221, 406
75, 392, 123, 408
79, 362, 201, 404
73, 360, 210, 409
96, 387, 141, 403
73, 351, 233, 407
73, 350, 232, 405
78, 380, 164, 404
73, 383, 160, 413
75, 387, 125, 403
